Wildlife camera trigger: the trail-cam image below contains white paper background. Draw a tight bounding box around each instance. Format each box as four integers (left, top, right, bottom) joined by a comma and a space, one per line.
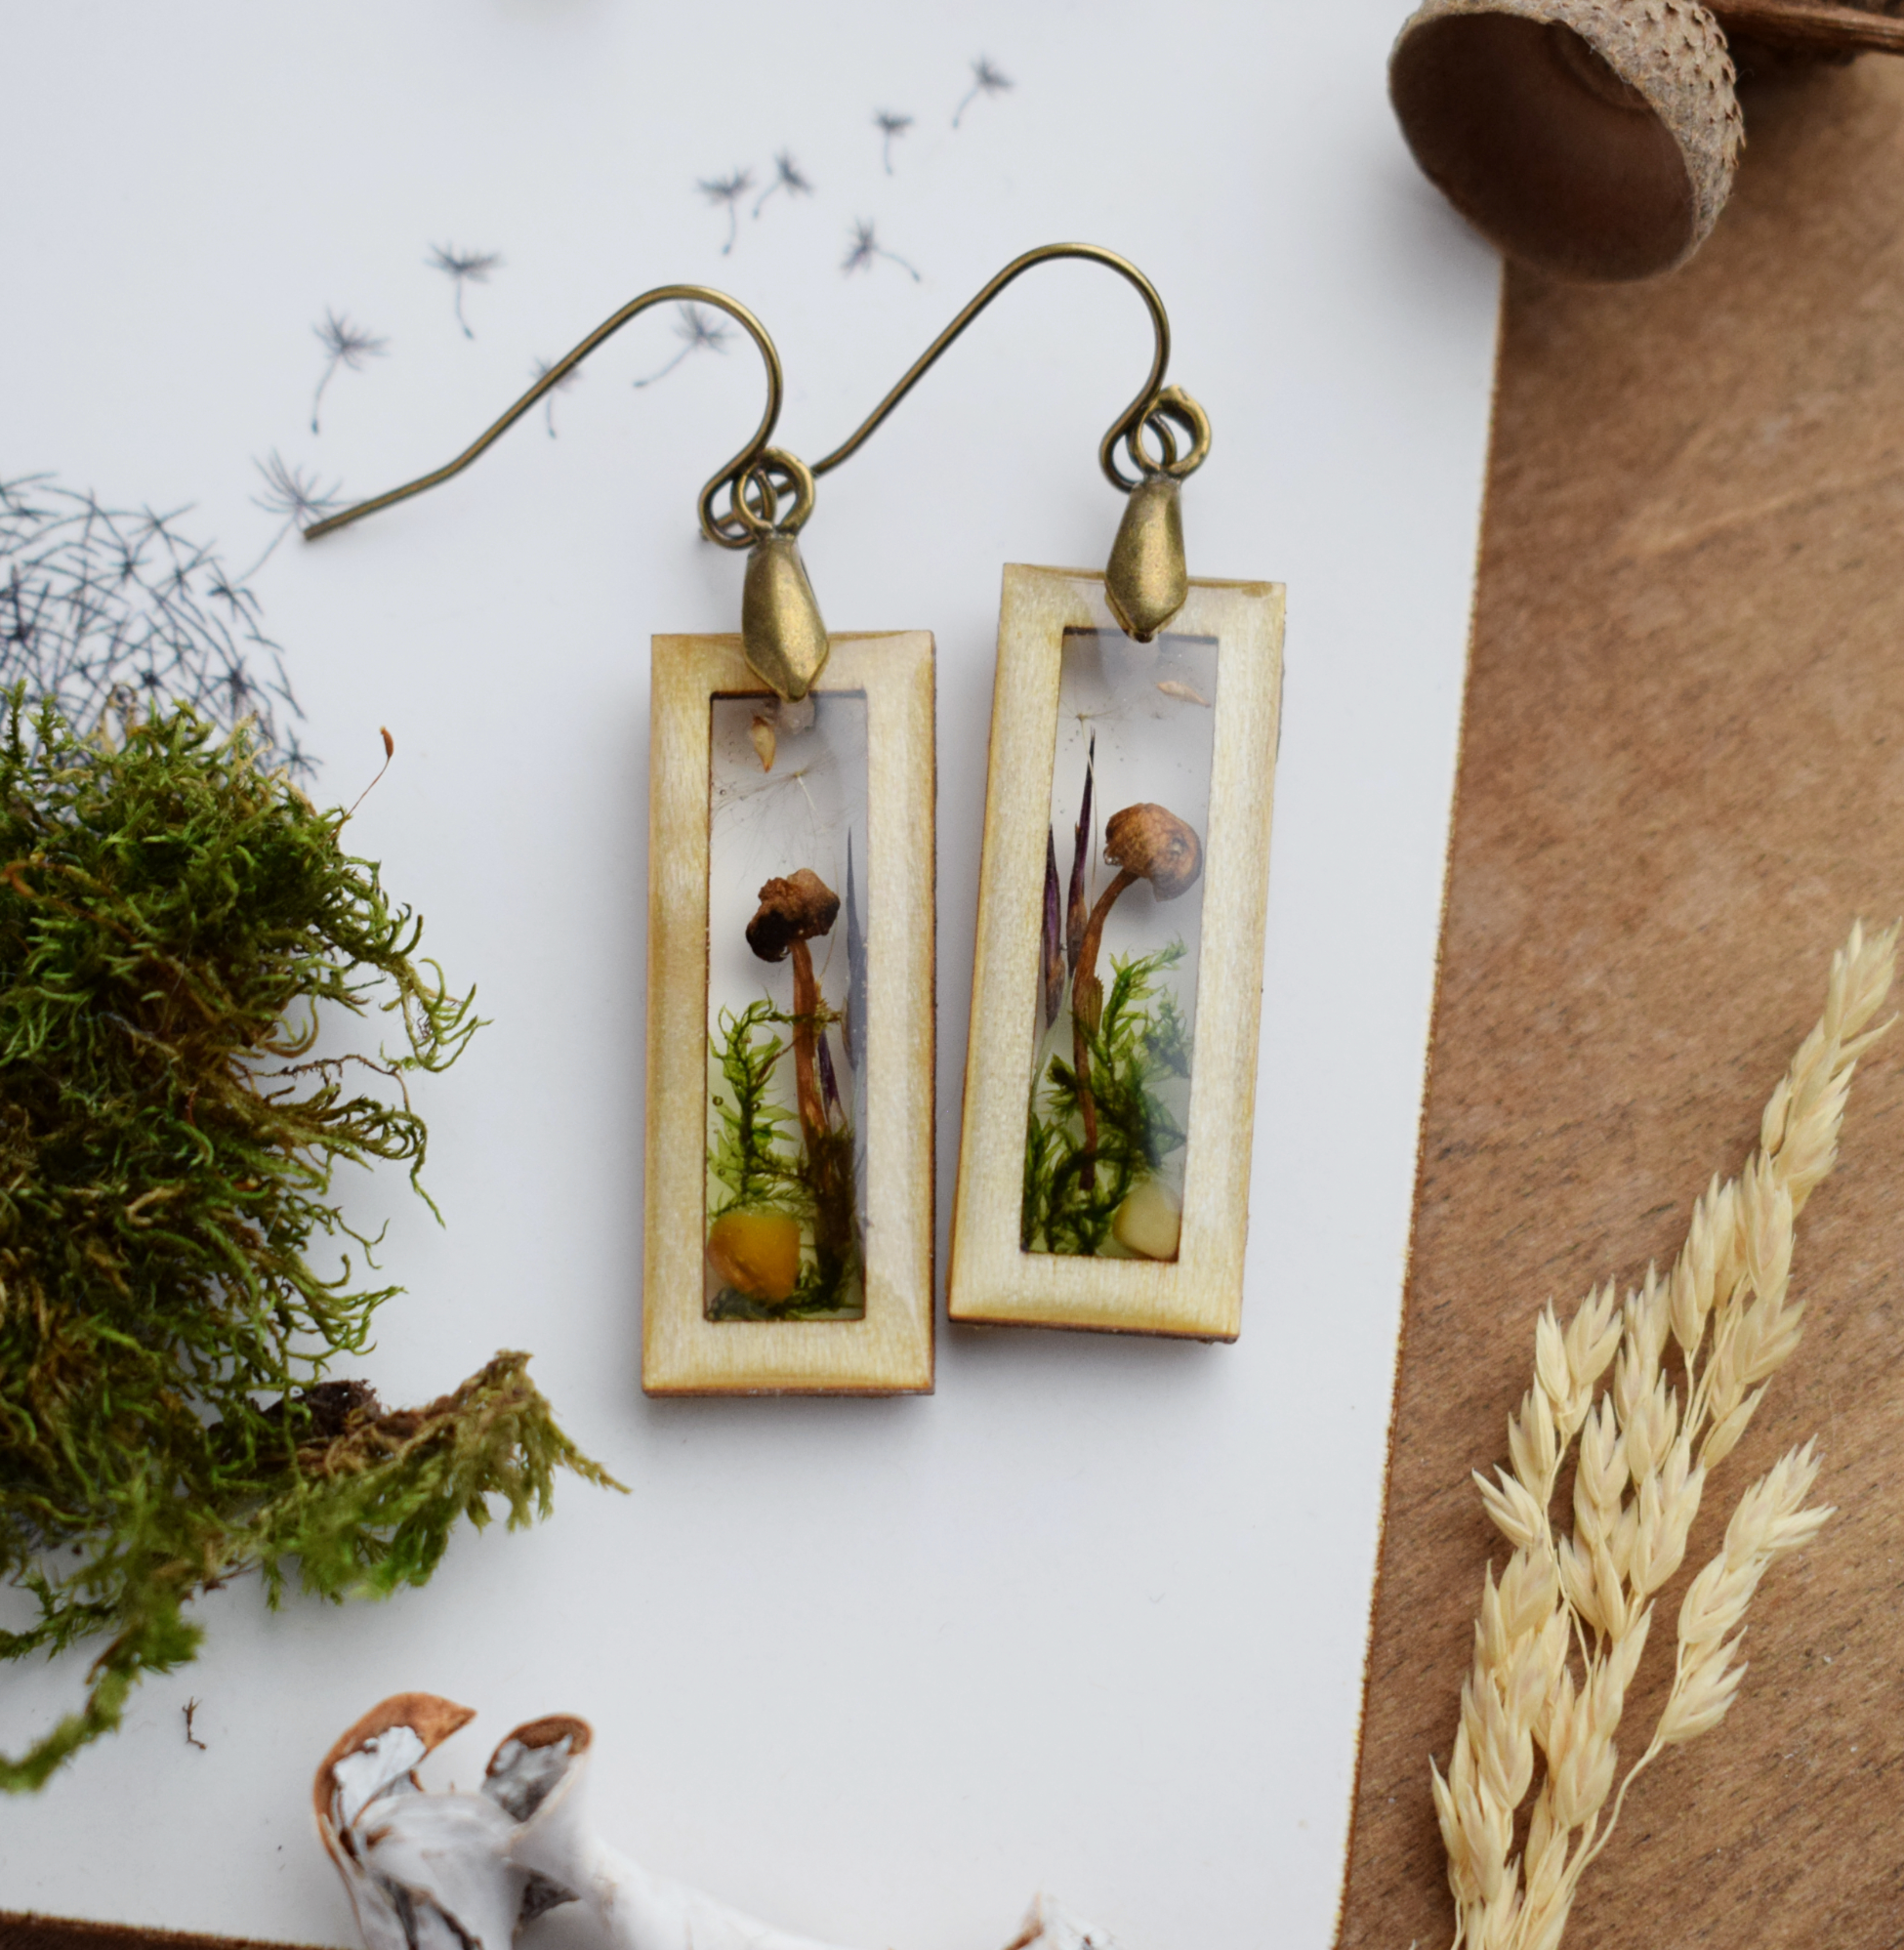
0, 5, 1499, 1946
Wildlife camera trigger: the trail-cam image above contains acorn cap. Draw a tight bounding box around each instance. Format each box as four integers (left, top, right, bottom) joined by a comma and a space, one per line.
1389, 0, 1742, 281
1105, 804, 1203, 901
746, 867, 840, 961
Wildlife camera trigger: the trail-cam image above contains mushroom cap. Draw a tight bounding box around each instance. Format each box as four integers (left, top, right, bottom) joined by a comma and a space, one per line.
1105, 803, 1203, 901
746, 867, 840, 962
1389, 0, 1741, 282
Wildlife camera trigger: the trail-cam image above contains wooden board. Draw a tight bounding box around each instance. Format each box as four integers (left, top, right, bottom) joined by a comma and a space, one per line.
642, 631, 935, 1395
0, 1925, 317, 1950
947, 566, 1283, 1340
1336, 59, 1904, 1950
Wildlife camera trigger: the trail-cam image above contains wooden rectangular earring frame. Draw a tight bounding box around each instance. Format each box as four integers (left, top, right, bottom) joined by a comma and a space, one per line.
643, 631, 935, 1394
948, 565, 1284, 1340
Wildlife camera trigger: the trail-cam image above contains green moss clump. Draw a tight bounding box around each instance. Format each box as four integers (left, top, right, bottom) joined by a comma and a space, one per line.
1022, 941, 1191, 1255
0, 693, 619, 1792
705, 1000, 862, 1320
708, 1000, 807, 1220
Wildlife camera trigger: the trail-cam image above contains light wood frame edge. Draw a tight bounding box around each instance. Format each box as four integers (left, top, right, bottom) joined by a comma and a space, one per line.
642, 632, 935, 1394
947, 566, 1284, 1339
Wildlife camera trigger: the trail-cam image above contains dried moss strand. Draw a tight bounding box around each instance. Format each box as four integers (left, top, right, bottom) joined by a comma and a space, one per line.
0, 693, 616, 1792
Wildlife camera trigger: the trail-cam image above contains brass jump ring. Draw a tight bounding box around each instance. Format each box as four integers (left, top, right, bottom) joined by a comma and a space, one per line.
701, 447, 816, 550
1130, 414, 1181, 475
738, 466, 781, 537
1124, 387, 1212, 482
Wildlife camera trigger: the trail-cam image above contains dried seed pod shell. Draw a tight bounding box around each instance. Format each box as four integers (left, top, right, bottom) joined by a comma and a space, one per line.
314, 1692, 476, 1825
1389, 0, 1743, 280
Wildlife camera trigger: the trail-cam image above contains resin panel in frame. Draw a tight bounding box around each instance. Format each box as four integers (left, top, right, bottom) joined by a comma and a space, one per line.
705, 693, 869, 1323
645, 633, 934, 1394
950, 567, 1282, 1339
1025, 628, 1217, 1264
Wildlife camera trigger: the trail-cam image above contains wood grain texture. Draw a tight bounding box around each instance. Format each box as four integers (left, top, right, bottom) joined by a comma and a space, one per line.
1338, 61, 1904, 1950
947, 566, 1283, 1340
642, 632, 935, 1395
0, 1922, 319, 1950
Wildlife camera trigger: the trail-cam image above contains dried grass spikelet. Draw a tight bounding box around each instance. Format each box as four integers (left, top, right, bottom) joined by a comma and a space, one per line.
1433, 920, 1896, 1950
1390, 0, 1744, 280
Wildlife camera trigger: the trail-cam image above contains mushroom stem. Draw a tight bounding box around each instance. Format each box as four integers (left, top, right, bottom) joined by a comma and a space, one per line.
744, 869, 851, 1298
788, 938, 825, 1140
789, 940, 852, 1279
1070, 868, 1137, 1191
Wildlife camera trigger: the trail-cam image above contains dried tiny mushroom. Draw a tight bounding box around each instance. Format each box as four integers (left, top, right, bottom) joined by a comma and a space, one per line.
705, 867, 861, 1317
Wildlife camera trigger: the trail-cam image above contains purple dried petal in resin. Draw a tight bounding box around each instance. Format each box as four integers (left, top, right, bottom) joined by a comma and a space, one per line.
1042, 825, 1064, 1028
1066, 732, 1096, 974
817, 1027, 843, 1123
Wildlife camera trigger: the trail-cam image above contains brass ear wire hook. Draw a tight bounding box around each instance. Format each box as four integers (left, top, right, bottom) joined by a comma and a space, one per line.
810, 241, 1207, 490
302, 286, 788, 545
808, 241, 1212, 640
301, 284, 832, 700
304, 244, 1208, 696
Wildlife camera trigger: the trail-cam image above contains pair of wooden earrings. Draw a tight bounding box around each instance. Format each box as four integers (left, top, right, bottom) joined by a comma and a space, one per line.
308, 245, 1284, 1397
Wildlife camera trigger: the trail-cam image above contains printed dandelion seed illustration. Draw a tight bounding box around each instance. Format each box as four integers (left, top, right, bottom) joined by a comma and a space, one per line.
0, 475, 307, 770
530, 354, 583, 437
240, 451, 345, 581
843, 219, 921, 283
310, 310, 388, 435
427, 243, 502, 338
752, 150, 813, 220
632, 303, 735, 389
874, 109, 914, 175
952, 56, 1013, 128
698, 168, 755, 255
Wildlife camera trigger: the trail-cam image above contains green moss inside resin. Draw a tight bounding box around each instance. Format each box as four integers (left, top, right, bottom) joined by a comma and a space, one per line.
705, 1000, 861, 1320
1023, 941, 1192, 1256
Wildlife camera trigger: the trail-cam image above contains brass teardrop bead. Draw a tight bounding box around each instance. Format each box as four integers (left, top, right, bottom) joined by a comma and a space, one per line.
1104, 474, 1189, 643
740, 534, 830, 700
